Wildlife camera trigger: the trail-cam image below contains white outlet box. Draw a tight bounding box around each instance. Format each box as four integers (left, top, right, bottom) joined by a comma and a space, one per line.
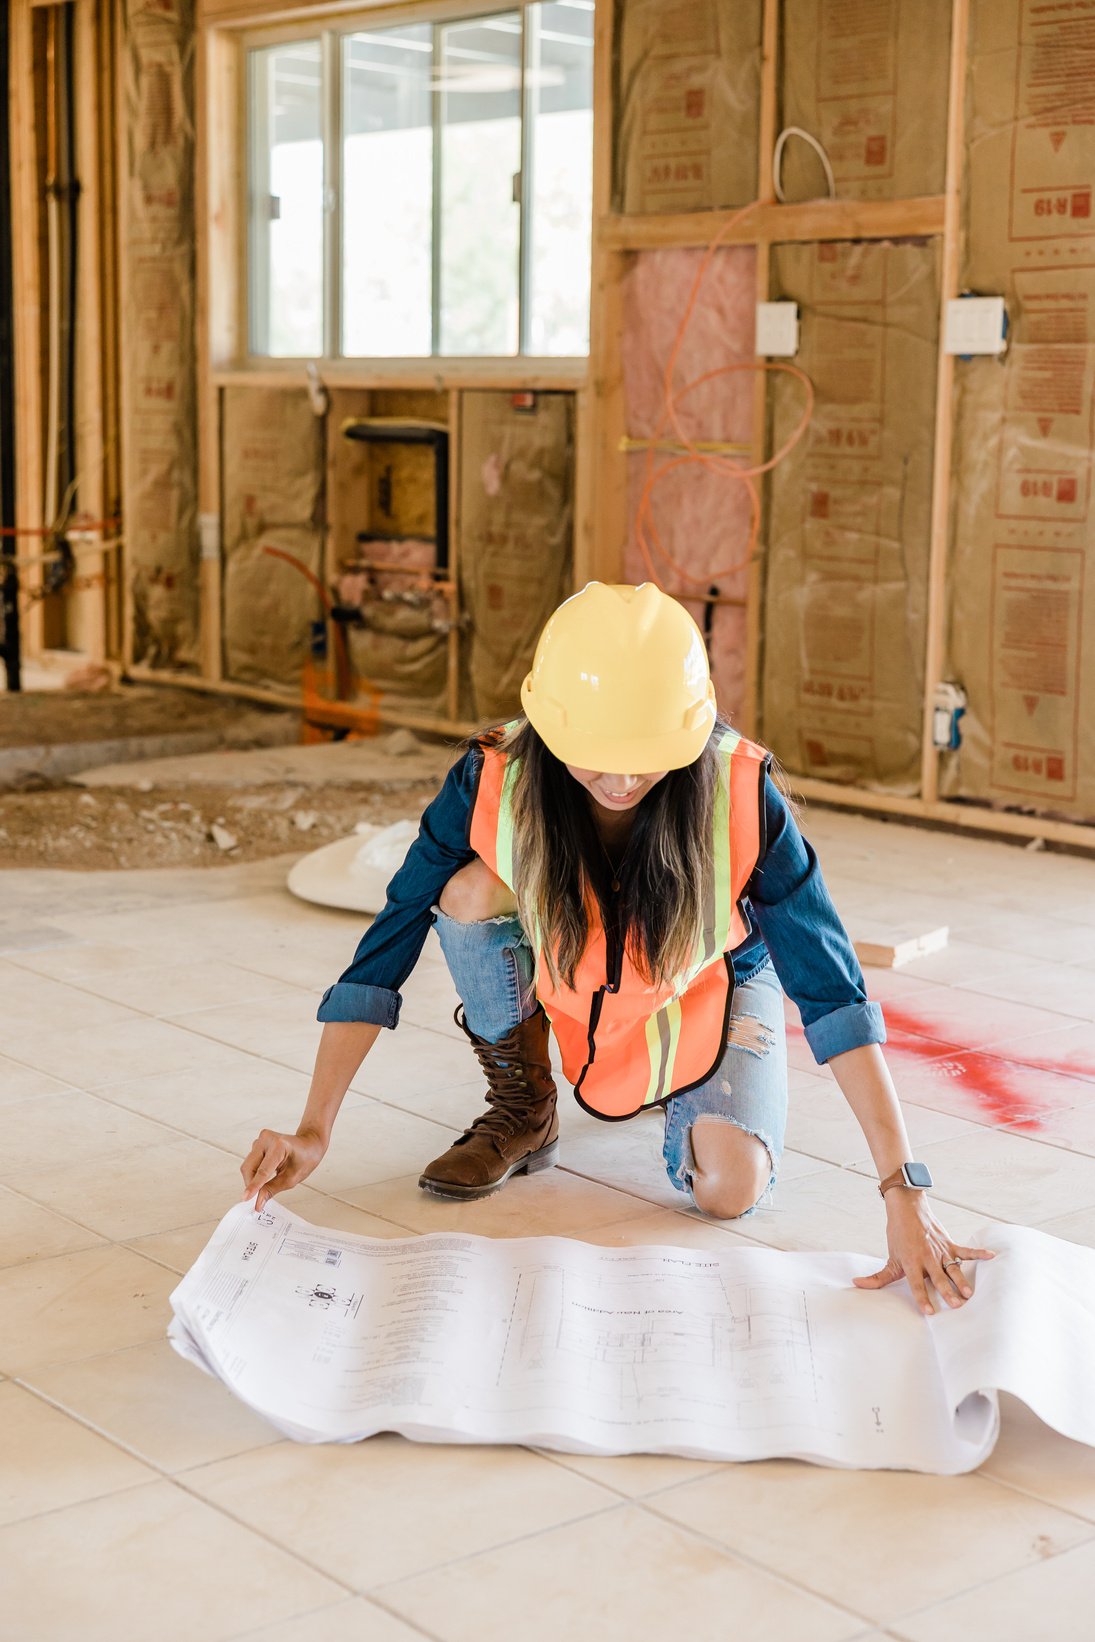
944, 296, 1007, 356
756, 301, 800, 357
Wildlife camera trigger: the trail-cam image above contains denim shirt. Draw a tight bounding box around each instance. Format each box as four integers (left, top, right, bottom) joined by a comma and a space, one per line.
317, 746, 885, 1066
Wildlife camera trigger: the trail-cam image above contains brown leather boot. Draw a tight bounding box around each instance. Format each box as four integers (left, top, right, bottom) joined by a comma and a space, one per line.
418, 1006, 559, 1200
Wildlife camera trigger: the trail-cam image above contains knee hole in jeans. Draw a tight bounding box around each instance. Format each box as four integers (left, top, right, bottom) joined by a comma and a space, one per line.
438, 859, 517, 923
689, 1118, 773, 1221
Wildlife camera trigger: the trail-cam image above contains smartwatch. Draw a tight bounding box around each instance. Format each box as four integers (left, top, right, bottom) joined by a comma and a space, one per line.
878, 1161, 934, 1198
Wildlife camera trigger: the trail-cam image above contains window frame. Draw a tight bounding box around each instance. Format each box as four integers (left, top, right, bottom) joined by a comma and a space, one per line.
241, 0, 593, 367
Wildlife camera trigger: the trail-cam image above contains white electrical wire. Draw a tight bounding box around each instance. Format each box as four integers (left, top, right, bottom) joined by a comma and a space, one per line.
772, 126, 837, 202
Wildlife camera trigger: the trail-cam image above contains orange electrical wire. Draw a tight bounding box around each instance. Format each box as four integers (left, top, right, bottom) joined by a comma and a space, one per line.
261, 543, 353, 695
634, 201, 815, 591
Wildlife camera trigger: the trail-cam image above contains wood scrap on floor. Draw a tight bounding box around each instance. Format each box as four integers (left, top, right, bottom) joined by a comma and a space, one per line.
853, 926, 949, 970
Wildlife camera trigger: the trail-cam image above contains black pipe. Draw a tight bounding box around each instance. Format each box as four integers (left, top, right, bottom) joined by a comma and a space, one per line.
0, 2, 21, 690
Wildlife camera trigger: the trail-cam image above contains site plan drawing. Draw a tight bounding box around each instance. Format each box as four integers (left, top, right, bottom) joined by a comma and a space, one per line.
169, 1199, 1095, 1474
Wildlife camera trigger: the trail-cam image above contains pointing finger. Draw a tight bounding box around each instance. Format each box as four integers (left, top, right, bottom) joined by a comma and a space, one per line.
242, 1139, 285, 1201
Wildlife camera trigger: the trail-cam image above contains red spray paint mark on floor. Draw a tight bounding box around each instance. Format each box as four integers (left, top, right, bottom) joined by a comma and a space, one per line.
880, 1002, 1095, 1130
788, 1000, 1095, 1132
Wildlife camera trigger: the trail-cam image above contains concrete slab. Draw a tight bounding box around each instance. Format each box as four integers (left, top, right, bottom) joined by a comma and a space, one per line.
75, 736, 458, 791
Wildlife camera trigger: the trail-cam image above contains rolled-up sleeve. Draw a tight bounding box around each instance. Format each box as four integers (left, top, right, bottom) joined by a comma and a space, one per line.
316, 746, 481, 1028
745, 777, 886, 1065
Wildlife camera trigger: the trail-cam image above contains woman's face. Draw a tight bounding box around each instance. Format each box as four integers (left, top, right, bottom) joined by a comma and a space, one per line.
564, 765, 669, 813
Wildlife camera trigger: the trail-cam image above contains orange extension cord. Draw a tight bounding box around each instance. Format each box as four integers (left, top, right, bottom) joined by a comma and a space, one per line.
634, 202, 815, 591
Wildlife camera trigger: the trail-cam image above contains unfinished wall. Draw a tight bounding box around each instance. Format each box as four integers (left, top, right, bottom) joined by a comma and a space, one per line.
614, 0, 762, 213
942, 0, 1095, 822
121, 0, 199, 669
332, 389, 450, 712
778, 0, 951, 202
221, 388, 324, 690
459, 392, 575, 722
620, 247, 756, 720
761, 240, 940, 791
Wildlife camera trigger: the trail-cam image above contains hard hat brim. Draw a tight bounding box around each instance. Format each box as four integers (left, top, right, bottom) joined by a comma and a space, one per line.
521, 681, 716, 774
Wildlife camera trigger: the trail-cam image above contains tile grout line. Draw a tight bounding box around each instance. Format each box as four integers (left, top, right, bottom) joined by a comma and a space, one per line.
854, 1522, 1095, 1634
630, 1488, 882, 1633
967, 1464, 1095, 1531
363, 1493, 629, 1598
175, 1470, 627, 1611
10, 1377, 364, 1600
636, 1477, 1095, 1628
218, 1595, 443, 1642
635, 1484, 1095, 1635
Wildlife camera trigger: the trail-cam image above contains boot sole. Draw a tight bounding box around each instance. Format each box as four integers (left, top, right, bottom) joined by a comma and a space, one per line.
417, 1138, 560, 1202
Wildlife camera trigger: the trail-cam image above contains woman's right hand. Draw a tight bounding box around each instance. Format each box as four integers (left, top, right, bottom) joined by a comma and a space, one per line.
240, 1125, 328, 1211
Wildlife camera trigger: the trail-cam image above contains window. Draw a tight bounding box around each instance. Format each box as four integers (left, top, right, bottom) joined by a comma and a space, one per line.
247, 3, 593, 361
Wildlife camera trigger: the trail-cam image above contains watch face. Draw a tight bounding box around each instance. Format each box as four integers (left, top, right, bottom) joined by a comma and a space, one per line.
903, 1161, 933, 1189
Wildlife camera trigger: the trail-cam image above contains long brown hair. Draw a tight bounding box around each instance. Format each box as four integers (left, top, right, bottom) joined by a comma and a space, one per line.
491, 717, 726, 991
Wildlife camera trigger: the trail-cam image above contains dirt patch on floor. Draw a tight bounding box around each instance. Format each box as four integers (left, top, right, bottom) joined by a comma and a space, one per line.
0, 686, 294, 749
0, 779, 439, 871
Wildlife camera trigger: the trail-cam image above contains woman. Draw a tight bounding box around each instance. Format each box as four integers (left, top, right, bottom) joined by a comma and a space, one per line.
241, 582, 993, 1315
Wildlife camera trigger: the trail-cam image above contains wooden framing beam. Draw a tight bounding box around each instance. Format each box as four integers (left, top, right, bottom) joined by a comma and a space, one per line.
97, 0, 123, 660
125, 662, 475, 739
68, 0, 107, 662
575, 0, 626, 588
212, 360, 589, 393
113, 0, 135, 671
919, 0, 970, 805
740, 0, 780, 741
445, 387, 462, 721
792, 776, 1095, 856
600, 195, 947, 253
196, 27, 243, 682
9, 0, 45, 656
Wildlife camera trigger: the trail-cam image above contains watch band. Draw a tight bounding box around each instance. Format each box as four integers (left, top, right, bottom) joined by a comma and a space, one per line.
878, 1162, 933, 1197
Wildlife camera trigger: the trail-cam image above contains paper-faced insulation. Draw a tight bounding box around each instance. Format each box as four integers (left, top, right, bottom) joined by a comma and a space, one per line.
221, 389, 324, 690
459, 392, 575, 722
121, 0, 199, 668
943, 0, 1095, 822
762, 241, 940, 792
620, 247, 757, 721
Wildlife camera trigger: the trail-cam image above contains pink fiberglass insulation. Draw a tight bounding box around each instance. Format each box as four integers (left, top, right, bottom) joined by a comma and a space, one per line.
621, 247, 756, 721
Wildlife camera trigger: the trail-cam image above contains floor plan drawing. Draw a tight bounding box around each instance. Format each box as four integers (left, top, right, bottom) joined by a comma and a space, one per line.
498, 1261, 824, 1435
168, 1199, 1095, 1473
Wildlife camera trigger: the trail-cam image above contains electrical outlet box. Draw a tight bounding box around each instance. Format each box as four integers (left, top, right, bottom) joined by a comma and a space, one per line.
944, 296, 1007, 356
756, 301, 799, 357
932, 682, 967, 750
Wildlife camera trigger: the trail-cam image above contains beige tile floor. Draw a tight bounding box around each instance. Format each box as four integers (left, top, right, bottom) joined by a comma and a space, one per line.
2, 813, 1095, 1640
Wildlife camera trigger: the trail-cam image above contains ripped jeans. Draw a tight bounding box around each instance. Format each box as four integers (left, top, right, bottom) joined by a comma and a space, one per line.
433, 907, 788, 1218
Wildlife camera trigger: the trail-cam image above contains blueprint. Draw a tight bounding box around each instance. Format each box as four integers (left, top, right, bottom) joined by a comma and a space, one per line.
168, 1200, 1095, 1473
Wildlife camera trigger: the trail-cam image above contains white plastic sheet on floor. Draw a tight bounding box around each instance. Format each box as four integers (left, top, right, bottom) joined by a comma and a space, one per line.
168, 1200, 1095, 1475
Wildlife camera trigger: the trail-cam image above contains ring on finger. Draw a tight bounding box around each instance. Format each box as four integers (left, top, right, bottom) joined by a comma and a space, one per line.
942, 1257, 962, 1272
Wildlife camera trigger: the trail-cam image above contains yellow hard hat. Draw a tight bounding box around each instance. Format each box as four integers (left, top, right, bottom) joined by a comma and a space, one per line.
520, 582, 716, 772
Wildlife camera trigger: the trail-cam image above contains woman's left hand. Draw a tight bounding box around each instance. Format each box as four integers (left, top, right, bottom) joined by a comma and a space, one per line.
853, 1189, 996, 1316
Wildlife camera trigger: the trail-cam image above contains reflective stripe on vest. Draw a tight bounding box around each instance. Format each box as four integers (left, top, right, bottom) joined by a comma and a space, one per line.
469, 725, 770, 1121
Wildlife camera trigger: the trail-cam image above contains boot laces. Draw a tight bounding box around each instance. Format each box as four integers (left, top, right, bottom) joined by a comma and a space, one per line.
461, 1025, 546, 1147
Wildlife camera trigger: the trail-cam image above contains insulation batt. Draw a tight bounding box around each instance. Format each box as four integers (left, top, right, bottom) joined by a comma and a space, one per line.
621, 247, 756, 720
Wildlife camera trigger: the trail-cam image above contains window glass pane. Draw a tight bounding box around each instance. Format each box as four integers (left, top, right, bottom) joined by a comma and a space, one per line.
526, 2, 593, 354
251, 40, 324, 357
342, 24, 433, 357
438, 14, 521, 355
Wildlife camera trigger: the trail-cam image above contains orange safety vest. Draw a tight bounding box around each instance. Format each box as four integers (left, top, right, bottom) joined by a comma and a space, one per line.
469, 725, 770, 1121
